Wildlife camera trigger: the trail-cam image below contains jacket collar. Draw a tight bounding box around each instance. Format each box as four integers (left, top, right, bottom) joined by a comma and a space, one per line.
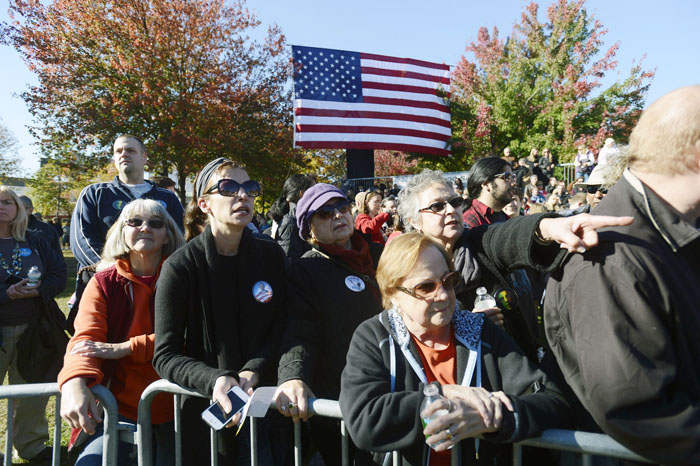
622, 169, 700, 251
386, 307, 483, 351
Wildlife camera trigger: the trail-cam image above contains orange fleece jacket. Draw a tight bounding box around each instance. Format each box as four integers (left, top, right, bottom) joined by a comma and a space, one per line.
58, 259, 173, 424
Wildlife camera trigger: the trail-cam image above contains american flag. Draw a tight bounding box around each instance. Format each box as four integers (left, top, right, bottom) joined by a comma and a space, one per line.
292, 45, 452, 156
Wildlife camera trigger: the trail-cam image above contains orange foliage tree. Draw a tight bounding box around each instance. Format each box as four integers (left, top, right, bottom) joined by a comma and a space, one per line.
3, 0, 299, 202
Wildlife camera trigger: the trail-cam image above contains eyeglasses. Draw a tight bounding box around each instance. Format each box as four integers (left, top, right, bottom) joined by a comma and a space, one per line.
313, 199, 351, 220
586, 185, 608, 195
125, 218, 166, 229
396, 271, 460, 300
419, 197, 462, 214
206, 179, 261, 198
493, 172, 517, 182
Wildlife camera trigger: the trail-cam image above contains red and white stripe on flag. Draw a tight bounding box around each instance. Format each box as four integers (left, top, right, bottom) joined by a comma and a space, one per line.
292, 45, 452, 156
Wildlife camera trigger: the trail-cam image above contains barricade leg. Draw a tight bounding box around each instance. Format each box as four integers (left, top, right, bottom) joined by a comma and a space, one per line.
512, 444, 522, 466
250, 417, 258, 466
5, 398, 14, 466
210, 427, 219, 466
340, 420, 349, 466
52, 393, 62, 466
293, 421, 302, 466
174, 394, 182, 466
582, 454, 593, 466
392, 450, 401, 466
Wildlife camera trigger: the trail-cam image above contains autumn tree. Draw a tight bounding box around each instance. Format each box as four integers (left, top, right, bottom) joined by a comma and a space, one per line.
3, 0, 299, 202
444, 0, 654, 168
0, 120, 21, 181
374, 150, 419, 177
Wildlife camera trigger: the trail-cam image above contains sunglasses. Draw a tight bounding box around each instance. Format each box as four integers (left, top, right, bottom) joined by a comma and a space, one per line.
206, 179, 261, 198
419, 197, 462, 214
397, 271, 460, 300
314, 199, 351, 220
586, 185, 608, 195
493, 172, 517, 182
125, 218, 166, 229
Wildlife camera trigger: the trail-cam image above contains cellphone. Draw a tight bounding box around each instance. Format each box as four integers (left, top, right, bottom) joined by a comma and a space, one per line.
201, 386, 248, 430
4, 274, 23, 285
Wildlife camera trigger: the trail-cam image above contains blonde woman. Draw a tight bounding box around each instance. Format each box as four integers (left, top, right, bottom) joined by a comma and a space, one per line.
0, 186, 66, 461
59, 199, 184, 466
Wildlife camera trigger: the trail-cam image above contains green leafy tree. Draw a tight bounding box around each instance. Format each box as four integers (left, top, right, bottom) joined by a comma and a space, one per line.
28, 159, 79, 218
440, 0, 654, 168
4, 0, 297, 202
0, 121, 21, 181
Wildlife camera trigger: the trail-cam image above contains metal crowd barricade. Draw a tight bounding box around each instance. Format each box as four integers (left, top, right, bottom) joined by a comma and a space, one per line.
0, 382, 119, 466
137, 379, 653, 466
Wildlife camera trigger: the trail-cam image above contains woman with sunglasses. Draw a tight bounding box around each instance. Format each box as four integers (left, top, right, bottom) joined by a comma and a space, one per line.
153, 158, 287, 465
275, 183, 383, 465
340, 233, 572, 466
59, 198, 184, 465
397, 170, 633, 363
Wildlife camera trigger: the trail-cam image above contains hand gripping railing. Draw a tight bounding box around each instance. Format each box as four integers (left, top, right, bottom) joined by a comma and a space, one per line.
0, 382, 119, 466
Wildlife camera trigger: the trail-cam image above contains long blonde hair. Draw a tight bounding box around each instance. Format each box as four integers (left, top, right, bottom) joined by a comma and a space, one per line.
0, 187, 28, 241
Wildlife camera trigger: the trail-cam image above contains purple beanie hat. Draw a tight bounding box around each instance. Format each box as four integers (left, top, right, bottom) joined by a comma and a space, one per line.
296, 183, 348, 240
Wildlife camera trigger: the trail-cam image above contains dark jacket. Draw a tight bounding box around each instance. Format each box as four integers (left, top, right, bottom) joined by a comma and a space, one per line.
275, 202, 310, 261
0, 230, 67, 306
277, 235, 384, 399
544, 170, 700, 465
454, 214, 565, 362
27, 215, 62, 256
340, 309, 572, 466
154, 224, 286, 394
70, 177, 184, 269
153, 225, 287, 463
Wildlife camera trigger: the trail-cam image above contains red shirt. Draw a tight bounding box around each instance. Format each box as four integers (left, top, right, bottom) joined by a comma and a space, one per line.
462, 199, 509, 229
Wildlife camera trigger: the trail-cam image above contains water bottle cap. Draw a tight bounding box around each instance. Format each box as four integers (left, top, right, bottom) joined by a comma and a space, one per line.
476, 286, 487, 295
423, 384, 439, 396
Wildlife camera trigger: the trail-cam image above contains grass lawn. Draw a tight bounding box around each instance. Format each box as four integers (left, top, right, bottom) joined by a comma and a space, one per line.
1, 251, 77, 465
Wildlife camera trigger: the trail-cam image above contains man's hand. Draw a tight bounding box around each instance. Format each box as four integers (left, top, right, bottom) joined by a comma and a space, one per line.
538, 214, 634, 253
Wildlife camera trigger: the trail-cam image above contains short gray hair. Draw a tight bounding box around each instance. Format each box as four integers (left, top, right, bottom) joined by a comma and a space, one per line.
100, 199, 184, 270
397, 170, 453, 229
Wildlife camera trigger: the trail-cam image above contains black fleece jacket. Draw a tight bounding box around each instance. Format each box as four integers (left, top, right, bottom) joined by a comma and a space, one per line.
340, 310, 573, 466
153, 225, 287, 396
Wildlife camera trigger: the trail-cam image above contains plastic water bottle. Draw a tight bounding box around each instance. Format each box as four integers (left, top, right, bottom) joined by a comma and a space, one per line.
420, 384, 450, 448
474, 287, 496, 310
27, 266, 41, 287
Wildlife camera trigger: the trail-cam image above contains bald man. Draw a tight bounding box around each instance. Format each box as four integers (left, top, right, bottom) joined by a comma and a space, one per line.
544, 86, 700, 464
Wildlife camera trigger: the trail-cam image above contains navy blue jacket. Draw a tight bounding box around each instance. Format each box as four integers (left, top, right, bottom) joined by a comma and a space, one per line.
70, 177, 184, 269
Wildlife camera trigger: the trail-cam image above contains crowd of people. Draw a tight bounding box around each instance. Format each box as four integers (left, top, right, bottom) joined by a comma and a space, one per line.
0, 85, 698, 465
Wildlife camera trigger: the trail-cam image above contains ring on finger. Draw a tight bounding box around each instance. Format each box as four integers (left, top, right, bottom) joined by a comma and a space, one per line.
488, 392, 494, 398
446, 426, 454, 441
288, 402, 295, 410
281, 404, 287, 412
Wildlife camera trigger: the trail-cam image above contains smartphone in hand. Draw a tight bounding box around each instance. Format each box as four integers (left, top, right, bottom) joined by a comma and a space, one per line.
201, 386, 248, 430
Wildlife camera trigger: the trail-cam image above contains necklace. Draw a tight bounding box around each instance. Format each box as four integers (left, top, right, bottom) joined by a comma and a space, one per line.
0, 241, 22, 275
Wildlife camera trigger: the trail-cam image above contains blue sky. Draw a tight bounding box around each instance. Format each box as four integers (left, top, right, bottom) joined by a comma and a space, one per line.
1, 0, 697, 174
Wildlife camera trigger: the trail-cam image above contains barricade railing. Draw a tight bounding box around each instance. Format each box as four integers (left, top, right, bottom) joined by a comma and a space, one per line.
136, 379, 652, 466
0, 382, 119, 466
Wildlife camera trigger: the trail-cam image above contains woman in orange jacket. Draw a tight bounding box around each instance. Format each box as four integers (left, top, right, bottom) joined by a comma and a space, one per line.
58, 199, 185, 466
